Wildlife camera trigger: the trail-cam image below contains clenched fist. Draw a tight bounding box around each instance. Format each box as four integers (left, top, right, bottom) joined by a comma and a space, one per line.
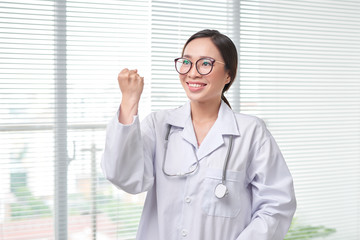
118, 68, 144, 124
118, 68, 144, 104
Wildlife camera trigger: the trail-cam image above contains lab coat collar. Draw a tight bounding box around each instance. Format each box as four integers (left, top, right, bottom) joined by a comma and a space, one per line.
165, 100, 240, 160
165, 101, 191, 129
216, 100, 241, 136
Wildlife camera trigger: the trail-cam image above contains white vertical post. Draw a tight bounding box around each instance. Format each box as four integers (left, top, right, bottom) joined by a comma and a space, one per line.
232, 0, 241, 113
54, 0, 67, 239
82, 143, 102, 240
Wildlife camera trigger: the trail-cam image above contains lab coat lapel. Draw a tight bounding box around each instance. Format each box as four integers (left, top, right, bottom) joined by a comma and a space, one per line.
197, 101, 240, 160
181, 117, 198, 148
164, 101, 198, 148
196, 124, 223, 160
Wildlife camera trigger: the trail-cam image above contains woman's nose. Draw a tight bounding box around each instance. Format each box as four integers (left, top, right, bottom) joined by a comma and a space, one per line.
187, 64, 201, 78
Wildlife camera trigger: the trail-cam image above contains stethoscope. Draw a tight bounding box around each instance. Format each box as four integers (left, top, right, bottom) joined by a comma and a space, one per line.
162, 125, 234, 199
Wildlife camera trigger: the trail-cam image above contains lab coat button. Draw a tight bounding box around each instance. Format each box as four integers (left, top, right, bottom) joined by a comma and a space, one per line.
185, 196, 191, 203
182, 229, 188, 237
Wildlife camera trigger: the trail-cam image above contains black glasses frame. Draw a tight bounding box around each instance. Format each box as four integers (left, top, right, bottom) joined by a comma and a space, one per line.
174, 57, 224, 75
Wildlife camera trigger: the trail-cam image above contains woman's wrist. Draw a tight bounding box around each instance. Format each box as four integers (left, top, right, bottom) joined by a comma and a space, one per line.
119, 99, 139, 124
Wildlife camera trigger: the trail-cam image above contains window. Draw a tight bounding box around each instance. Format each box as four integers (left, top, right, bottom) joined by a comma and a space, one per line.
1, 0, 150, 239
239, 1, 360, 239
1, 0, 359, 239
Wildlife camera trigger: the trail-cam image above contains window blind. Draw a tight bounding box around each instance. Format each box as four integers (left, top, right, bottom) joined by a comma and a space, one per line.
0, 0, 150, 239
1, 1, 56, 239
238, 1, 360, 239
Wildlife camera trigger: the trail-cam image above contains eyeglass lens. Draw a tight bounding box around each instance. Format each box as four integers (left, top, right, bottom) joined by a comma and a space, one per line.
175, 58, 214, 75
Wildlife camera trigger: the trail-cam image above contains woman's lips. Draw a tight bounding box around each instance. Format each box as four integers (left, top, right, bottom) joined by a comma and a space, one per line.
187, 82, 207, 92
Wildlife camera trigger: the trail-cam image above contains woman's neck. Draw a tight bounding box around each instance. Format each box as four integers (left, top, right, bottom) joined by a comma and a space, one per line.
190, 99, 221, 123
190, 99, 221, 146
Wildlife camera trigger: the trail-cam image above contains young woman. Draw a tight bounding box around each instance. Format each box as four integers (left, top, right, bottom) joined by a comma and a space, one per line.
101, 29, 296, 240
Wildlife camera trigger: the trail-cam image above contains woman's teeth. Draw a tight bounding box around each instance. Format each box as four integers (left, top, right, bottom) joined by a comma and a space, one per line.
188, 83, 204, 88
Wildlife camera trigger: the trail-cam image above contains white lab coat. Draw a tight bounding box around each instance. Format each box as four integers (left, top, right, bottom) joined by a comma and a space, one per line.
101, 100, 296, 240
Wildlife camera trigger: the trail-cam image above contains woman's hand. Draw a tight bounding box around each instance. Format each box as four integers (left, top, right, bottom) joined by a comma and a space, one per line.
118, 68, 144, 124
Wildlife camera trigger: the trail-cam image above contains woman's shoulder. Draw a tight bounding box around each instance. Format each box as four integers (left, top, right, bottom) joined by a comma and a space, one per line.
220, 101, 267, 132
234, 111, 265, 125
232, 111, 271, 137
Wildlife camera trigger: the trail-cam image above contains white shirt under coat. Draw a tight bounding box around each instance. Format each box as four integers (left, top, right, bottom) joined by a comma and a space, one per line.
101, 100, 296, 240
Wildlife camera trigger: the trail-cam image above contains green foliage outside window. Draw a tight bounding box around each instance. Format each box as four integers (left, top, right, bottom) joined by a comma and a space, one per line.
285, 218, 336, 239
10, 186, 52, 219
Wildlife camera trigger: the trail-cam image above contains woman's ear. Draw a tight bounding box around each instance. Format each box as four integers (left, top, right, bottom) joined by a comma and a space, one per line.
225, 72, 231, 84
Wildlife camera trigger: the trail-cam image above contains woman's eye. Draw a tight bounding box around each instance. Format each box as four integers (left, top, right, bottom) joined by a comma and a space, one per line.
202, 61, 211, 66
183, 59, 191, 65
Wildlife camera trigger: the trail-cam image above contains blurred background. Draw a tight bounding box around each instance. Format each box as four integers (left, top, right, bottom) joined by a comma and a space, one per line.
0, 0, 359, 239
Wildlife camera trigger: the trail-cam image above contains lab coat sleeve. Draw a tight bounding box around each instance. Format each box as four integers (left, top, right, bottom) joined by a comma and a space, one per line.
236, 122, 296, 240
101, 111, 155, 194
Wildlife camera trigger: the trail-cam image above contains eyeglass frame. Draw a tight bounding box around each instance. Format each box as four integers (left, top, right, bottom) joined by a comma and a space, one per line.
174, 57, 226, 75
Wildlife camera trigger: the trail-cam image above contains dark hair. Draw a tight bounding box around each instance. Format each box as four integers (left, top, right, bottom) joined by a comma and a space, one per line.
182, 29, 238, 108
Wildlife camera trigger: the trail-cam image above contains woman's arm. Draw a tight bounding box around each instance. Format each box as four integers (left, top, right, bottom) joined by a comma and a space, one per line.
101, 68, 155, 194
237, 126, 296, 240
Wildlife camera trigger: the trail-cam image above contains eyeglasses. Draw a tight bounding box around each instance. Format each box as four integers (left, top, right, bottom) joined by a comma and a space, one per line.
174, 57, 225, 75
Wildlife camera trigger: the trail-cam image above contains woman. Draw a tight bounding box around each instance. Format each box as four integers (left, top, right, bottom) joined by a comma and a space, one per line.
101, 29, 296, 240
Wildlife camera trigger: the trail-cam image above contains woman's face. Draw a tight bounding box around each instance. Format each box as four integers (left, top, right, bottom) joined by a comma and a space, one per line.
179, 37, 230, 105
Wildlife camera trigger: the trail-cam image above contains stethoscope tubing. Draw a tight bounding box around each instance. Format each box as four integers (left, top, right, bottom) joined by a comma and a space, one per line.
162, 125, 200, 177
162, 124, 234, 199
221, 135, 233, 184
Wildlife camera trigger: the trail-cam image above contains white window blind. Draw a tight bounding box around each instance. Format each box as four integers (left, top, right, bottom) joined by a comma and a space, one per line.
1, 0, 359, 240
239, 1, 360, 239
0, 0, 150, 239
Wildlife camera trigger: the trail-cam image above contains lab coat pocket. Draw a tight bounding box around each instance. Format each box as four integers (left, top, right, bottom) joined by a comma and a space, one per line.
201, 169, 243, 218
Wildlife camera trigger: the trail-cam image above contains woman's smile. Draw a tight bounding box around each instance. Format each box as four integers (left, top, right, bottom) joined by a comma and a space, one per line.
187, 81, 207, 92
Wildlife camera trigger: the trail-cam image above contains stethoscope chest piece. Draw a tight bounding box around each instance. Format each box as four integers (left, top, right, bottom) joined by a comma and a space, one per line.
215, 182, 228, 199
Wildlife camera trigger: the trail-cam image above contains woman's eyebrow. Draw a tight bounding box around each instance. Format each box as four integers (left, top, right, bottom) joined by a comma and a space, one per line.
182, 54, 212, 59
182, 54, 192, 58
